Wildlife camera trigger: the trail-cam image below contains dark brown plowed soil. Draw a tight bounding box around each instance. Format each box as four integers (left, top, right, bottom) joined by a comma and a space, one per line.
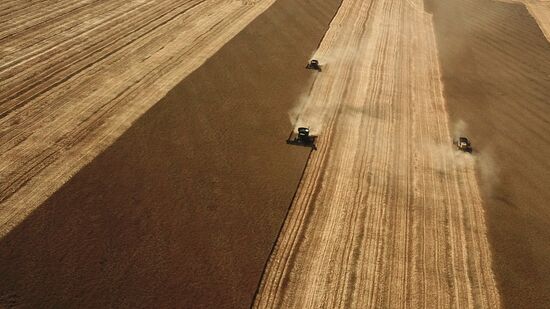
425, 0, 550, 307
0, 0, 341, 307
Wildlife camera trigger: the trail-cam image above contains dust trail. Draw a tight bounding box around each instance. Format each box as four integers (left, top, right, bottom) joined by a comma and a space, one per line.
288, 93, 308, 127
476, 147, 500, 196
289, 45, 361, 136
288, 90, 327, 135
288, 91, 337, 136
311, 46, 355, 66
287, 65, 327, 135
450, 119, 500, 194
452, 119, 468, 139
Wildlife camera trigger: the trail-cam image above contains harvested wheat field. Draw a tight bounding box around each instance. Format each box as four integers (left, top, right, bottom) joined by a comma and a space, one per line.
1, 0, 550, 307
253, 0, 501, 306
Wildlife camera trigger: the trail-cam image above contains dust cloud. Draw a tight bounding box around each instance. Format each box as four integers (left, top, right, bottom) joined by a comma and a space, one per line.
426, 142, 473, 172
288, 45, 359, 136
288, 92, 328, 136
288, 91, 341, 136
287, 62, 327, 135
312, 46, 357, 67
452, 119, 468, 139
449, 119, 500, 193
476, 146, 500, 196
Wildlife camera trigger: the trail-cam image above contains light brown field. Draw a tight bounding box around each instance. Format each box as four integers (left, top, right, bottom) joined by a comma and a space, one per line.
2, 0, 550, 307
253, 0, 500, 307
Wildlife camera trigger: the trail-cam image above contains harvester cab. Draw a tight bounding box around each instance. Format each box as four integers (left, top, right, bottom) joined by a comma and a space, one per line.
297, 127, 310, 141
287, 127, 317, 150
455, 137, 472, 153
306, 59, 321, 71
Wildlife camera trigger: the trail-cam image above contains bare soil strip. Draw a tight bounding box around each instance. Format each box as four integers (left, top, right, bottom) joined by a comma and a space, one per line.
0, 0, 341, 307
254, 0, 501, 307
425, 0, 550, 306
0, 0, 279, 238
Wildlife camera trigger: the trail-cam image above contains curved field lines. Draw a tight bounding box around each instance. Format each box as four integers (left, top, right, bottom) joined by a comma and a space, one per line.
0, 0, 276, 237
253, 0, 501, 306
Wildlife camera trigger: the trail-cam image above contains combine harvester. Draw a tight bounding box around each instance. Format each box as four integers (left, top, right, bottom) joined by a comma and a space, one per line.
306, 59, 322, 71
286, 127, 317, 150
454, 136, 473, 153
